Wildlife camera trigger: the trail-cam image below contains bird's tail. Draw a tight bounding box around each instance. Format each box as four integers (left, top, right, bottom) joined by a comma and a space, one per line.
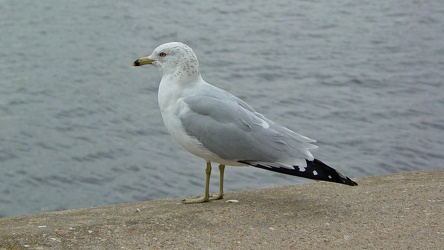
239, 159, 357, 186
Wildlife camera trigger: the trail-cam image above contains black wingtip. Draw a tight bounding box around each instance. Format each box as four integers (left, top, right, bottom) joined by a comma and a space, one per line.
306, 159, 358, 186
343, 176, 358, 186
240, 159, 358, 186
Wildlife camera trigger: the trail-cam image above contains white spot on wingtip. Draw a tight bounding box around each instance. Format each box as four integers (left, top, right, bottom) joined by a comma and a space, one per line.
298, 166, 306, 172
313, 170, 318, 176
328, 175, 332, 179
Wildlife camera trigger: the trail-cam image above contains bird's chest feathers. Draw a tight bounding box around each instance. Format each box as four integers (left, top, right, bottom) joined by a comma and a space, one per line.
157, 80, 193, 138
157, 81, 212, 159
157, 74, 198, 110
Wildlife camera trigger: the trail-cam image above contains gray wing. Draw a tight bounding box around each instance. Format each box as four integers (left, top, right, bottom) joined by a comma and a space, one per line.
179, 84, 318, 166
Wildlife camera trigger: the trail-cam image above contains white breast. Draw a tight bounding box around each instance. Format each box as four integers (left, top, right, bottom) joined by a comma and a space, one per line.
158, 78, 237, 165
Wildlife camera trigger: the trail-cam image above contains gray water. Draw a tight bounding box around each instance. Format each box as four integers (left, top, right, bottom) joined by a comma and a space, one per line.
1, 0, 443, 217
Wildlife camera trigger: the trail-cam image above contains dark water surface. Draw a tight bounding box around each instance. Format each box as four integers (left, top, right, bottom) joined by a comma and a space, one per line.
1, 0, 443, 217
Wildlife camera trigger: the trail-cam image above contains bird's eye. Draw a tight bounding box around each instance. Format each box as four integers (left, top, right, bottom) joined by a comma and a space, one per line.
159, 52, 167, 57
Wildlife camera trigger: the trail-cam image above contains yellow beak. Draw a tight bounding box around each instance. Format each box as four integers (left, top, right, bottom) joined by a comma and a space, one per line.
132, 56, 154, 67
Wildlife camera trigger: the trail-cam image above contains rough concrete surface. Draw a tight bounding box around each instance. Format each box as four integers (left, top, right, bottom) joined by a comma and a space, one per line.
1, 169, 443, 249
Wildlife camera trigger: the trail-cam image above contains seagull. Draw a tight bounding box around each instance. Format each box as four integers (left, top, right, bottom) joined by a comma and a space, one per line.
132, 42, 357, 203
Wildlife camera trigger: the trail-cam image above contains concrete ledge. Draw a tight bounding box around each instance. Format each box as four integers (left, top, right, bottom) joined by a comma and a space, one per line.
1, 169, 443, 249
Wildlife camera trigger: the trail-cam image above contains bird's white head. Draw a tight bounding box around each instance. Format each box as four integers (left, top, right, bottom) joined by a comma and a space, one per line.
133, 42, 200, 81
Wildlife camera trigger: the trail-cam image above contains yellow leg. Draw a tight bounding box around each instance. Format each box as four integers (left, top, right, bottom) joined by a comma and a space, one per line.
182, 161, 212, 204
209, 164, 225, 200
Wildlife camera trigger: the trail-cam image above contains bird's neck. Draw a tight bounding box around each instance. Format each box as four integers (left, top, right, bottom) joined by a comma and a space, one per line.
161, 69, 202, 87
158, 73, 204, 110
170, 72, 200, 83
